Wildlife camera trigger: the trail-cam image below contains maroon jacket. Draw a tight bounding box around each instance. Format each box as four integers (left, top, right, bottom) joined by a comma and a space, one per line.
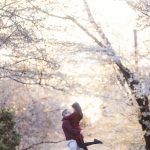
64, 112, 81, 129
62, 117, 83, 140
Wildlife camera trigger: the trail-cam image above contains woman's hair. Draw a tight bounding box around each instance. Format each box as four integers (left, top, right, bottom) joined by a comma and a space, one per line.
72, 102, 83, 120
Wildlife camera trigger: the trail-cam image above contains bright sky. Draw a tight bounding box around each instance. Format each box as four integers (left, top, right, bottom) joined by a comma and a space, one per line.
44, 0, 137, 52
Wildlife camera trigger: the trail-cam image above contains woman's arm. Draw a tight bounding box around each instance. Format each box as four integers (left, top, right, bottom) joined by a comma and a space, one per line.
64, 120, 81, 135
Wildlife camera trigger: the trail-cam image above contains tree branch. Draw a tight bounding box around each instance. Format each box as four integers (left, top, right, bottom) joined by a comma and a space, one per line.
28, 1, 105, 48
0, 28, 18, 47
22, 140, 65, 150
141, 11, 150, 18
67, 16, 105, 48
82, 0, 111, 47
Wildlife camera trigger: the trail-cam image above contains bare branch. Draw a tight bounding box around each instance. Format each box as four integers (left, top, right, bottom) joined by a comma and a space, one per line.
22, 140, 65, 150
28, 1, 69, 20
67, 16, 106, 48
0, 28, 18, 47
28, 2, 105, 48
141, 11, 150, 18
82, 0, 111, 48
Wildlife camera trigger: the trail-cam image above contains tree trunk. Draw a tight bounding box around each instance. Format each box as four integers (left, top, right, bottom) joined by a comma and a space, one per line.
115, 60, 150, 150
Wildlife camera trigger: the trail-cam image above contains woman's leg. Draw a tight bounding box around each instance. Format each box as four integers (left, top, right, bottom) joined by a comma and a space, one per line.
76, 139, 88, 150
76, 139, 103, 149
84, 139, 103, 146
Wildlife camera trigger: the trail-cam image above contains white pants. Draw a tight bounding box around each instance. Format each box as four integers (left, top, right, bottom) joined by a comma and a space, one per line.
67, 139, 80, 150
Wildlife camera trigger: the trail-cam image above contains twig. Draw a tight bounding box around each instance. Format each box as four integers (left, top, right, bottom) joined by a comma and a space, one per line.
22, 140, 65, 150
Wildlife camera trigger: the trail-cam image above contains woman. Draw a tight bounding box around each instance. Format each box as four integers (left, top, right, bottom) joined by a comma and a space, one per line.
64, 102, 102, 150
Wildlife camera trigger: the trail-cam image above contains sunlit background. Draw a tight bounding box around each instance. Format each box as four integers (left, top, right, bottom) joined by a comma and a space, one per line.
0, 0, 149, 149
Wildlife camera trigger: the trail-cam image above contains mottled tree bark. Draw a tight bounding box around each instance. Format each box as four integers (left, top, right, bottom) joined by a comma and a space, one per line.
115, 61, 150, 150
